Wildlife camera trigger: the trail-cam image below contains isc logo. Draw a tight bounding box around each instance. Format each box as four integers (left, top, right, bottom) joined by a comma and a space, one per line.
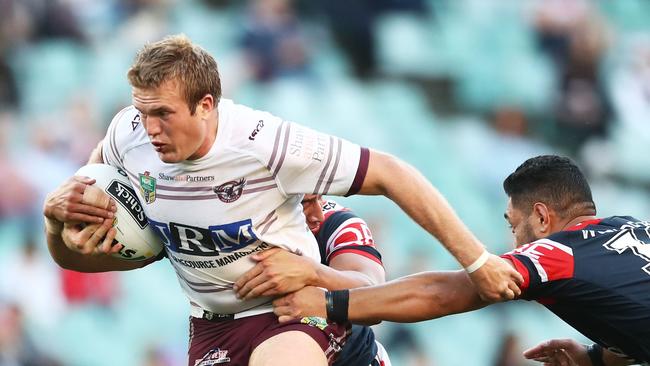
149, 218, 258, 256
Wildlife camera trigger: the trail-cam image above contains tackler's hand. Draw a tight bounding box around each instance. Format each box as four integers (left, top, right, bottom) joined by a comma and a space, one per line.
273, 286, 327, 323
467, 254, 523, 302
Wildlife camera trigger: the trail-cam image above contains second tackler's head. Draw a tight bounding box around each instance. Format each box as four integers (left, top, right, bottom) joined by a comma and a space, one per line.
502, 155, 596, 246
127, 34, 222, 163
301, 194, 324, 233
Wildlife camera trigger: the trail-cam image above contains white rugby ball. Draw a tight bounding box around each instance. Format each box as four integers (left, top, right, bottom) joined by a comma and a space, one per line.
75, 164, 163, 261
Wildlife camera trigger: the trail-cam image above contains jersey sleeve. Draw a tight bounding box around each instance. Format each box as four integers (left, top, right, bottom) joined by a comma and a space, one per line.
241, 109, 370, 197
101, 106, 142, 169
501, 238, 575, 299
318, 210, 382, 265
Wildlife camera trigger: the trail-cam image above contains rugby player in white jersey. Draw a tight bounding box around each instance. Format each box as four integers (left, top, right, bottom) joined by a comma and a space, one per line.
43, 35, 522, 366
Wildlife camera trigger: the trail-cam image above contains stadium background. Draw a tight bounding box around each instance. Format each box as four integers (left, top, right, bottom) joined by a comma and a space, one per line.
1, 0, 649, 365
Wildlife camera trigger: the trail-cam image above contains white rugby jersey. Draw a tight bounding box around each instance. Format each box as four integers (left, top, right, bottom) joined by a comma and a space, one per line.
102, 99, 369, 315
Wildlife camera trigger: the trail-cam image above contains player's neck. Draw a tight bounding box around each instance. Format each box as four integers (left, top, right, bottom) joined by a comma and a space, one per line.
561, 215, 598, 231
187, 112, 219, 161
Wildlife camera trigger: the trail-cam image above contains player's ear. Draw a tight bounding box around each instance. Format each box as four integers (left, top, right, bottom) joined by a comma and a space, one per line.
196, 94, 215, 118
532, 202, 551, 234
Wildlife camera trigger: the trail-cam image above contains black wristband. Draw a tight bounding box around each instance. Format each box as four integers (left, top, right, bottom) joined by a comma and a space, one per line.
325, 290, 349, 323
587, 344, 605, 366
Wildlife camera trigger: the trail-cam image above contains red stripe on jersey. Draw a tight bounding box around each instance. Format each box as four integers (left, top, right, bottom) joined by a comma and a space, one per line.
565, 218, 602, 231
503, 240, 575, 289
501, 254, 531, 291
329, 248, 383, 265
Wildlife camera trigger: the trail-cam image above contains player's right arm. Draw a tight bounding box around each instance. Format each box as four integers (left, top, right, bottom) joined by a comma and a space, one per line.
357, 150, 523, 302
273, 269, 490, 324
242, 111, 521, 302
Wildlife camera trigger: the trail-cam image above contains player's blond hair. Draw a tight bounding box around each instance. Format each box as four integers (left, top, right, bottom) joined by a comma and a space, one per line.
127, 34, 221, 114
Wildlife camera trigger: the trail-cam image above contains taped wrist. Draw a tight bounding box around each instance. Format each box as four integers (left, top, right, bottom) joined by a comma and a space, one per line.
325, 289, 349, 323
587, 344, 605, 366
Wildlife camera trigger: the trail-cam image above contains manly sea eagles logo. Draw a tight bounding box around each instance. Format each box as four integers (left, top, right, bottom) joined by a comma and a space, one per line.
213, 178, 246, 203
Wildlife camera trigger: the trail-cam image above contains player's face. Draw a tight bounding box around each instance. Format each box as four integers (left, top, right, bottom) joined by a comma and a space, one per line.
301, 194, 324, 233
133, 79, 213, 163
505, 198, 538, 246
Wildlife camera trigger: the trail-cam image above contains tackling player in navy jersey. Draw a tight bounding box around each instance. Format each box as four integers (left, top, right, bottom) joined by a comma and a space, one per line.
274, 155, 650, 366
234, 195, 390, 366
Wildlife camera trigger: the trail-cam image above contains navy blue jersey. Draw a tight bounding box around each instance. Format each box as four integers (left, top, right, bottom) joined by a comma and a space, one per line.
313, 200, 382, 266
502, 216, 650, 363
314, 200, 383, 366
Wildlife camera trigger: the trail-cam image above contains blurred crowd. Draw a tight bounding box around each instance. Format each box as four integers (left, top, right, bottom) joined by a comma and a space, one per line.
1, 0, 649, 365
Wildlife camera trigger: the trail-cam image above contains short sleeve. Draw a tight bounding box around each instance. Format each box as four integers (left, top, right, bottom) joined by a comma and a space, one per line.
256, 120, 369, 196
501, 238, 575, 298
101, 106, 142, 169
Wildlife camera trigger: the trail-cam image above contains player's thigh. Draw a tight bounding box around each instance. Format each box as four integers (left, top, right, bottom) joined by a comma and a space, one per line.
249, 330, 327, 366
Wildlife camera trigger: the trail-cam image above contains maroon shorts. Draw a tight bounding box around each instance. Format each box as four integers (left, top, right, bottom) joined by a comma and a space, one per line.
188, 313, 349, 366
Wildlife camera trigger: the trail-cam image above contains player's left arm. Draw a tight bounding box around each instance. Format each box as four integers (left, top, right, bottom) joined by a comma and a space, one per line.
233, 248, 385, 300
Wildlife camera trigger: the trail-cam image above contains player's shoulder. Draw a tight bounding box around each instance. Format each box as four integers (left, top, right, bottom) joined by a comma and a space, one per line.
104, 105, 148, 157
109, 105, 142, 134
219, 98, 285, 150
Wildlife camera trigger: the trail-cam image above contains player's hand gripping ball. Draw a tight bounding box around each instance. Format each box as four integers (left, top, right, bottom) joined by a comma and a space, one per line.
76, 164, 163, 260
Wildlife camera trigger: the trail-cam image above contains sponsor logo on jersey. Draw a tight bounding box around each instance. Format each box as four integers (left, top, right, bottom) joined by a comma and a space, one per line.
139, 171, 156, 204
195, 348, 231, 365
248, 119, 264, 140
106, 180, 148, 229
213, 178, 246, 203
157, 172, 215, 182
149, 218, 259, 256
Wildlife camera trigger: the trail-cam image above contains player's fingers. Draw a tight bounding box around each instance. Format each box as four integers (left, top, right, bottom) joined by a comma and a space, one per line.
233, 264, 264, 293
99, 227, 117, 254
251, 247, 282, 261
73, 176, 96, 186
273, 306, 299, 322
66, 212, 105, 224
277, 315, 295, 323
512, 270, 524, 286
82, 185, 111, 209
245, 281, 276, 300
501, 287, 516, 300
85, 220, 112, 252
69, 202, 115, 219
110, 240, 124, 255
272, 296, 289, 308
236, 272, 269, 299
509, 281, 521, 298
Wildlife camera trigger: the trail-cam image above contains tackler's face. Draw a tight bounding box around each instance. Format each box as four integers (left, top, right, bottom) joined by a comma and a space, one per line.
133, 79, 212, 163
505, 197, 538, 247
301, 194, 325, 233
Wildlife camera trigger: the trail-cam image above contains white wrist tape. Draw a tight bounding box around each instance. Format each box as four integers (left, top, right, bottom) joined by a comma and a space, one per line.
465, 250, 490, 274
